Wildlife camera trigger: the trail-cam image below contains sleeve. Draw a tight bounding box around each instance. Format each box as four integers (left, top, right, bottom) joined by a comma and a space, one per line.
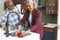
19, 10, 29, 26
1, 11, 7, 27
30, 10, 42, 32
17, 8, 20, 20
16, 6, 21, 21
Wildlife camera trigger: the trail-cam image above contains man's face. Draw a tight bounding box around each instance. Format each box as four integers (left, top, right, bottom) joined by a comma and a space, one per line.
6, 1, 14, 10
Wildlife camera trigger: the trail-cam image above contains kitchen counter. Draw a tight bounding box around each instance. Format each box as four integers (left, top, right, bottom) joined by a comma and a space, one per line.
43, 23, 57, 28
43, 23, 57, 40
43, 23, 57, 32
0, 28, 40, 40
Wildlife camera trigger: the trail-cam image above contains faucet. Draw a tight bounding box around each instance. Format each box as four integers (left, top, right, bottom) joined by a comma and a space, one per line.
4, 12, 20, 37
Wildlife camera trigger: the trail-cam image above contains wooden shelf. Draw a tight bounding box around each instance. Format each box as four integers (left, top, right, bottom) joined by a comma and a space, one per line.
46, 0, 58, 14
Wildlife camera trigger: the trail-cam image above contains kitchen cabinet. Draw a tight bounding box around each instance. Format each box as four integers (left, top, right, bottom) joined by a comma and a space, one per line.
57, 27, 60, 40
46, 0, 58, 14
42, 27, 57, 40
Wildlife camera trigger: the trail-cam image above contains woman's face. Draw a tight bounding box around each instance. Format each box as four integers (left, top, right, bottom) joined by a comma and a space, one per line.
26, 2, 34, 11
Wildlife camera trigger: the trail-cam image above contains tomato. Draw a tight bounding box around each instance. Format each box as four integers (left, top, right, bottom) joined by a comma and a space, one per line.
17, 32, 22, 37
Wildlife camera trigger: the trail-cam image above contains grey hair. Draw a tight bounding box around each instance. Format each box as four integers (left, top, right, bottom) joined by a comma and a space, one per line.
32, 0, 38, 9
25, 0, 38, 9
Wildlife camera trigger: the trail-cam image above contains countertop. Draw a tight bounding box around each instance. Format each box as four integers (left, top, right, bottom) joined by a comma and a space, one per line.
0, 28, 40, 40
43, 23, 57, 28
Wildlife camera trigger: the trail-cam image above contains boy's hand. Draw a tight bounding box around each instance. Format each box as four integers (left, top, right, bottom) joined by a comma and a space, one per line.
2, 26, 7, 31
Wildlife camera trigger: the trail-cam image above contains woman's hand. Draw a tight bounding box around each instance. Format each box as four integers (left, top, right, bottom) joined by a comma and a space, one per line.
21, 30, 30, 37
21, 31, 27, 37
16, 25, 21, 37
18, 25, 21, 30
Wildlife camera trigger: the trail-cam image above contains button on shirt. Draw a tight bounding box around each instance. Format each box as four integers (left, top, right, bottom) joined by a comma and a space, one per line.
1, 6, 20, 27
28, 12, 32, 26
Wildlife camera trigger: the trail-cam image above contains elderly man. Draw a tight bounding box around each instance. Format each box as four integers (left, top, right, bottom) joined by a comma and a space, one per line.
2, 0, 20, 30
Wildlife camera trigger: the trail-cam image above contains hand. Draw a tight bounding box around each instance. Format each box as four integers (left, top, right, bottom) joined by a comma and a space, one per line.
21, 30, 30, 37
16, 25, 22, 37
21, 31, 27, 37
16, 29, 21, 37
2, 26, 7, 31
18, 25, 21, 30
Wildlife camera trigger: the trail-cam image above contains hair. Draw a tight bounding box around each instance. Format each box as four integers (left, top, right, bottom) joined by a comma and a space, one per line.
6, 0, 14, 6
32, 0, 38, 9
25, 0, 38, 9
6, 0, 13, 4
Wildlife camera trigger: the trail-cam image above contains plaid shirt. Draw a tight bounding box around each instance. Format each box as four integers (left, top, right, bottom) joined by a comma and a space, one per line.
1, 6, 20, 27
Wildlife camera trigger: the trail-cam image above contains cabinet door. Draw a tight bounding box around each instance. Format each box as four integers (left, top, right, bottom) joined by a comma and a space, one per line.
42, 31, 54, 40
46, 0, 58, 14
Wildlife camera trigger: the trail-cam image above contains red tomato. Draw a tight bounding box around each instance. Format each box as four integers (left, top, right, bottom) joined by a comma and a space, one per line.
17, 32, 22, 37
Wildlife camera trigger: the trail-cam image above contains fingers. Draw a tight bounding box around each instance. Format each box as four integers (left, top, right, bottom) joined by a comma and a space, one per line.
21, 31, 27, 37
16, 30, 26, 37
2, 26, 7, 31
15, 30, 22, 37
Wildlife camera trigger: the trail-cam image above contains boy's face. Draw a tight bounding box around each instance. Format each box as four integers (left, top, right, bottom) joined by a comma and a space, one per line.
6, 1, 14, 10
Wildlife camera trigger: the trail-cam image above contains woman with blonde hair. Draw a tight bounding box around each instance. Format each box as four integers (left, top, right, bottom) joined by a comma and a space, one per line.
16, 0, 43, 40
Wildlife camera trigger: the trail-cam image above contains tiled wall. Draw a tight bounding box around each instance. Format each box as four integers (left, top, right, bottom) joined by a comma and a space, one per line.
41, 9, 57, 24
0, 0, 6, 22
40, 0, 57, 24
